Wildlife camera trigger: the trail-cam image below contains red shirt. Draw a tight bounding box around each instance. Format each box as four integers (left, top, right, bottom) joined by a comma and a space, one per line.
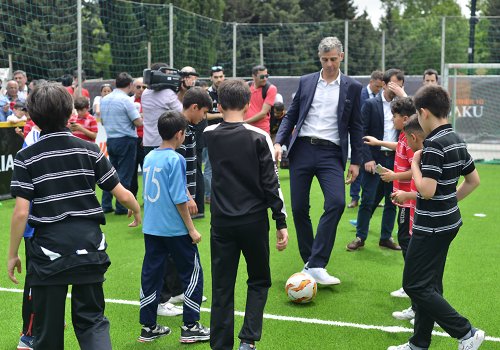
244, 83, 277, 134
66, 86, 90, 99
23, 119, 36, 138
133, 96, 144, 138
69, 112, 98, 142
393, 132, 414, 208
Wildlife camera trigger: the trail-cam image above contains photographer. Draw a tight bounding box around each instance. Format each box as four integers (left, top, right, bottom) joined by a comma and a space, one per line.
141, 63, 183, 153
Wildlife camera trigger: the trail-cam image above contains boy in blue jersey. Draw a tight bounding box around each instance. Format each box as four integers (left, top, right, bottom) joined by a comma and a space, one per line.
138, 110, 209, 344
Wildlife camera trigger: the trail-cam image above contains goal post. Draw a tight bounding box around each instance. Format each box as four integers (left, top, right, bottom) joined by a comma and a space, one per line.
443, 63, 500, 162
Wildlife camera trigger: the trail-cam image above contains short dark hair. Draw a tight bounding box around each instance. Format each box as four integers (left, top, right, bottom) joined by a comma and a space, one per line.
151, 62, 168, 71
73, 69, 86, 81
383, 68, 404, 85
218, 79, 251, 111
157, 110, 188, 141
197, 80, 209, 88
30, 79, 47, 89
274, 101, 285, 112
210, 65, 224, 76
391, 97, 415, 117
74, 96, 90, 110
27, 82, 74, 132
13, 101, 27, 111
115, 72, 133, 88
182, 87, 212, 110
403, 114, 424, 135
423, 68, 439, 81
413, 85, 450, 119
370, 70, 384, 81
252, 65, 267, 76
59, 74, 73, 87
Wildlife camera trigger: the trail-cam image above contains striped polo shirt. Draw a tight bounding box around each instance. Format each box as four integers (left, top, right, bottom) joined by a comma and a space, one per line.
11, 131, 119, 226
413, 124, 475, 236
176, 124, 197, 197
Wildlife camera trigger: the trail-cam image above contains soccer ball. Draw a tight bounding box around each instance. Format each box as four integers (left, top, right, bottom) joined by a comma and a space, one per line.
285, 272, 317, 303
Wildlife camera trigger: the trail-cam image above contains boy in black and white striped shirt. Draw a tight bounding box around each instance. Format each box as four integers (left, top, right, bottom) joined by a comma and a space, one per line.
8, 82, 141, 350
389, 85, 483, 350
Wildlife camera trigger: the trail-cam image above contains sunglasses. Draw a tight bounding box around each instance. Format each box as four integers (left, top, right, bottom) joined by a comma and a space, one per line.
136, 85, 147, 90
211, 66, 223, 72
259, 74, 269, 79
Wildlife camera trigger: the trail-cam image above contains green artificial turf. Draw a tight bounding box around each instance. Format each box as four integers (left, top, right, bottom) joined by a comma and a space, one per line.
0, 164, 498, 349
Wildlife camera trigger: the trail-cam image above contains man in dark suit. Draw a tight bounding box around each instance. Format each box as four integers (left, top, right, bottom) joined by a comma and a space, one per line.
348, 70, 384, 209
346, 68, 405, 252
274, 36, 363, 285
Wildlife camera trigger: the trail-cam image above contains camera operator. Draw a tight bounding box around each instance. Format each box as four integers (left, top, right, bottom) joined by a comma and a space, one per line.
141, 63, 183, 154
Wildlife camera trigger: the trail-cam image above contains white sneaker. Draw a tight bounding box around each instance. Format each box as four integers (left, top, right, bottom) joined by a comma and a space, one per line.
458, 329, 485, 350
304, 267, 341, 285
157, 302, 183, 316
387, 343, 413, 350
168, 293, 207, 304
410, 318, 439, 328
390, 287, 409, 298
392, 307, 415, 320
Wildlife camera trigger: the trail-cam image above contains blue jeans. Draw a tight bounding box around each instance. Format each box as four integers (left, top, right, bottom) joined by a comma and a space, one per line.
355, 153, 396, 241
202, 147, 212, 199
102, 136, 137, 214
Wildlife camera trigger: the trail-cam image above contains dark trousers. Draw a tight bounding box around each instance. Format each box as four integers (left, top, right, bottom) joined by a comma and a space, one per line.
130, 137, 145, 198
159, 255, 184, 303
349, 172, 362, 201
289, 139, 345, 268
356, 153, 396, 241
397, 206, 411, 258
210, 219, 271, 350
403, 231, 471, 348
22, 239, 34, 336
140, 234, 203, 326
195, 147, 205, 214
32, 283, 111, 350
102, 136, 137, 214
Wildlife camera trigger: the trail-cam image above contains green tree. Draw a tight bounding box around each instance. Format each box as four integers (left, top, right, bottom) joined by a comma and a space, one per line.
485, 0, 500, 62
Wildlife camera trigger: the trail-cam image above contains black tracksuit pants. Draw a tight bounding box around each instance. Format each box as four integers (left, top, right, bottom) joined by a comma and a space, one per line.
210, 219, 271, 350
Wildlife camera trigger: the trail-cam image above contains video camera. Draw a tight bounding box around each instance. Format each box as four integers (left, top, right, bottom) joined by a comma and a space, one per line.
143, 67, 199, 92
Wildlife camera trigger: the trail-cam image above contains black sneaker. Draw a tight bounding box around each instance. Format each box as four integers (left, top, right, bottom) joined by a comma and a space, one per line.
180, 322, 210, 343
138, 324, 171, 342
239, 341, 257, 350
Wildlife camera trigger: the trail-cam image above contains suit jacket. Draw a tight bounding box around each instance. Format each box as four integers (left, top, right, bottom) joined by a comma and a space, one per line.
360, 85, 370, 108
275, 72, 363, 169
361, 94, 396, 165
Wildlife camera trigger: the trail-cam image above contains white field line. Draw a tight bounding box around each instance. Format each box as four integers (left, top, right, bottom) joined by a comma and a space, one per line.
1, 286, 498, 343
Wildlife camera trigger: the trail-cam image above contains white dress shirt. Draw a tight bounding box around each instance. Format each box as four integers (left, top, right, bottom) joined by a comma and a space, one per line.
381, 91, 398, 150
299, 70, 341, 145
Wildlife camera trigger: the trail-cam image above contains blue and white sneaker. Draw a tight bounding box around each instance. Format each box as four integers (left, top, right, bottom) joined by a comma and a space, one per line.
17, 334, 34, 350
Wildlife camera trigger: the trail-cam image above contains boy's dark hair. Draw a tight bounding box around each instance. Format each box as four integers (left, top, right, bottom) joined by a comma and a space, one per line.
218, 79, 251, 111
115, 72, 133, 88
74, 96, 90, 110
158, 110, 188, 141
274, 101, 285, 112
30, 79, 47, 89
59, 74, 73, 87
391, 97, 415, 116
383, 68, 404, 85
413, 85, 450, 118
252, 65, 267, 75
13, 101, 27, 111
27, 82, 73, 131
423, 68, 439, 81
182, 87, 212, 110
403, 114, 424, 135
197, 80, 208, 88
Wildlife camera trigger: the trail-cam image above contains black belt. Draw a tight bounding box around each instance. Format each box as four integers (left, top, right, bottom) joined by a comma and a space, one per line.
299, 136, 340, 148
381, 150, 395, 157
